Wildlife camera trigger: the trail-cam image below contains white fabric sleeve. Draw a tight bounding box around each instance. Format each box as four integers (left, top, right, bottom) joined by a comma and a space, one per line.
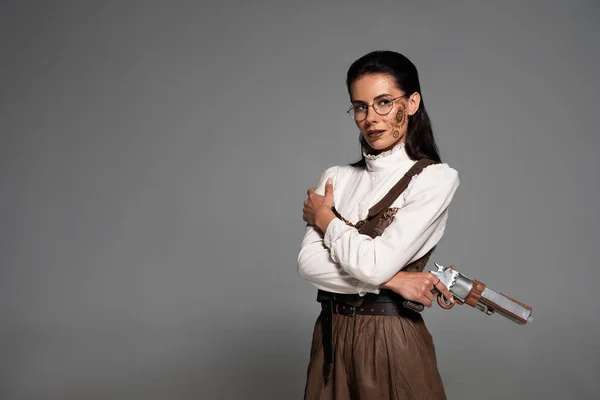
297, 166, 380, 295
323, 164, 460, 286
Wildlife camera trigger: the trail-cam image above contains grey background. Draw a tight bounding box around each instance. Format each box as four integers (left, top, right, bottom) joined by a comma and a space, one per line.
1, 1, 599, 399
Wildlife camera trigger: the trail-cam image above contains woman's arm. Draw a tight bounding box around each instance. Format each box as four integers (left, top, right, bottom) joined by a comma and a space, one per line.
297, 167, 380, 295
320, 164, 459, 287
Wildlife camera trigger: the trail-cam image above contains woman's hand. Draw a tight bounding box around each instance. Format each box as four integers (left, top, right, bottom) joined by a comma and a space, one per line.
303, 178, 336, 233
380, 270, 454, 308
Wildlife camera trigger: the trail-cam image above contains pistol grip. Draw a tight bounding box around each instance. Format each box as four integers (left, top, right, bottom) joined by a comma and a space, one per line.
402, 300, 425, 313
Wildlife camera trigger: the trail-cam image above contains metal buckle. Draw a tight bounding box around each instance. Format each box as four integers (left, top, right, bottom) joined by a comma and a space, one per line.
335, 303, 356, 317
348, 305, 356, 317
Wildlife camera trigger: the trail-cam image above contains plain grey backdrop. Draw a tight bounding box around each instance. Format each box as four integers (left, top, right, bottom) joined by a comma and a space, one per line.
1, 1, 599, 399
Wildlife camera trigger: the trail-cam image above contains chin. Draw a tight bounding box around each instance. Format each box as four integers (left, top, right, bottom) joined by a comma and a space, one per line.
361, 132, 402, 153
366, 140, 397, 152
371, 142, 393, 150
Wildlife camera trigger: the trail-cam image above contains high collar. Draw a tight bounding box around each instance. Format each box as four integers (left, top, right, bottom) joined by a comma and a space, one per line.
363, 142, 410, 172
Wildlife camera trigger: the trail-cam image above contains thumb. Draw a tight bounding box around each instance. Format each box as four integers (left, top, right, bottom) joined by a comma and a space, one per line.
325, 178, 334, 198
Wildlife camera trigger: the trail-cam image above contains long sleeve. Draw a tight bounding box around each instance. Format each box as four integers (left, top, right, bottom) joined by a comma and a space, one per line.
297, 167, 380, 295
323, 164, 459, 286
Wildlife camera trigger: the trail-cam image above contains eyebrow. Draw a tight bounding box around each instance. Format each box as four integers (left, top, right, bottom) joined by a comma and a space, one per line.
351, 93, 394, 104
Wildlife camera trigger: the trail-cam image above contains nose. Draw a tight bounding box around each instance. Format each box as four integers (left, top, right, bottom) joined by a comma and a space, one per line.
365, 105, 379, 125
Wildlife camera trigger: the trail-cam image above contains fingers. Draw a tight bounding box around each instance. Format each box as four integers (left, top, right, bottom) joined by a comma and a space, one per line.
420, 281, 435, 306
434, 280, 454, 304
307, 187, 316, 196
419, 296, 433, 308
302, 195, 318, 225
419, 274, 442, 307
302, 201, 310, 224
424, 289, 435, 303
302, 210, 315, 225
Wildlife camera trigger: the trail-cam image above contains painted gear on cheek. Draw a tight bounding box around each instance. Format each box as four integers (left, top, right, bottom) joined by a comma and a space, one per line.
392, 106, 406, 139
395, 109, 405, 126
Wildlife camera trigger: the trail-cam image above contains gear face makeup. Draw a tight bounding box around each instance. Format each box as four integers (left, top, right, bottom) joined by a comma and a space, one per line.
350, 73, 418, 155
395, 109, 405, 126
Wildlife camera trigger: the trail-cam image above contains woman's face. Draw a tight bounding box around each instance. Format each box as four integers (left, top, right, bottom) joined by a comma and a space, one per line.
350, 73, 420, 154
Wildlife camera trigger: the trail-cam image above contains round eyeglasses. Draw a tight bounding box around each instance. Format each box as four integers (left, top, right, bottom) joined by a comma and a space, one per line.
346, 95, 407, 122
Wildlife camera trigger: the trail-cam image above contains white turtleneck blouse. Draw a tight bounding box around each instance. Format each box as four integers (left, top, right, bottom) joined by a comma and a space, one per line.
297, 143, 459, 296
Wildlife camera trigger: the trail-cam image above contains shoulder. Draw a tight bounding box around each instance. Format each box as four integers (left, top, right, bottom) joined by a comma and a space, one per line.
317, 164, 360, 184
315, 165, 360, 195
317, 165, 340, 184
419, 162, 459, 186
313, 166, 340, 194
404, 162, 459, 202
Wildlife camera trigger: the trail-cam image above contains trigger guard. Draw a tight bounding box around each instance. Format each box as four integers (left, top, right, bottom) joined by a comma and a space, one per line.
437, 293, 455, 309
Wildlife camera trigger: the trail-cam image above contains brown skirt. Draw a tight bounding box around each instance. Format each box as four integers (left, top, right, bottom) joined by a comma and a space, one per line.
303, 311, 446, 400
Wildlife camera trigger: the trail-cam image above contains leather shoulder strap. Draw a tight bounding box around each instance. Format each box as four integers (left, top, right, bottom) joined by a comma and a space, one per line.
367, 158, 436, 219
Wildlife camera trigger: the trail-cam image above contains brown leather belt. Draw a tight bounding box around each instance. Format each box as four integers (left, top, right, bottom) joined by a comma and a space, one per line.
317, 290, 421, 378
331, 300, 413, 316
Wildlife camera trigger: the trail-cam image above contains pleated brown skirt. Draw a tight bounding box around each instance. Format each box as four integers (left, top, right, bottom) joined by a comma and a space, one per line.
303, 311, 446, 400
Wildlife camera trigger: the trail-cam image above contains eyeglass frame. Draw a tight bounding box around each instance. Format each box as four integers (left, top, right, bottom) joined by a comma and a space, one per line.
346, 95, 408, 122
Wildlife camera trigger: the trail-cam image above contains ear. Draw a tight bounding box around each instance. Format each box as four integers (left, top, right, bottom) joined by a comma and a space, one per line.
407, 92, 421, 116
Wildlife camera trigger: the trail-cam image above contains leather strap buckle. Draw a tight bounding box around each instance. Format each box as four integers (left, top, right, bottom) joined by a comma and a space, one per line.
335, 302, 356, 317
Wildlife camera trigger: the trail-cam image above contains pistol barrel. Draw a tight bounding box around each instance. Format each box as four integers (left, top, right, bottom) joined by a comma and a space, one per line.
431, 263, 533, 325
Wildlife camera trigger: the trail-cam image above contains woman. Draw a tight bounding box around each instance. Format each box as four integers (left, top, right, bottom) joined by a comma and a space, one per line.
297, 50, 459, 399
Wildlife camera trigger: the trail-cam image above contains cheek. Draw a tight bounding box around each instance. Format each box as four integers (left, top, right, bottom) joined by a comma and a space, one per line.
356, 121, 368, 133
394, 108, 405, 126
389, 102, 409, 130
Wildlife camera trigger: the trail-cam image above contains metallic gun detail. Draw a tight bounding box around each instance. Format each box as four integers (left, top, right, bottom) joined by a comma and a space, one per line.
429, 263, 533, 325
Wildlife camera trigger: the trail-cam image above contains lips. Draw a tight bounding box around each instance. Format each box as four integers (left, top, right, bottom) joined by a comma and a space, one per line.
367, 129, 386, 138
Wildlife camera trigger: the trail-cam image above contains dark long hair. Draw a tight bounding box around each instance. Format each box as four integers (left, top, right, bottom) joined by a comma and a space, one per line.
346, 51, 441, 167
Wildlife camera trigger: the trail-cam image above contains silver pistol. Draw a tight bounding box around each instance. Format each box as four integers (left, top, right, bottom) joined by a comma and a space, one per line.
428, 263, 533, 325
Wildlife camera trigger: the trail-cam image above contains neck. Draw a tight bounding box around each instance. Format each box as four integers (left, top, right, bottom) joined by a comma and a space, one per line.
364, 140, 406, 156
362, 141, 409, 172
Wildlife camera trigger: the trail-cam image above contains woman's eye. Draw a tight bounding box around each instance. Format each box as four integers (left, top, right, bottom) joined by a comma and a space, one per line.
378, 98, 392, 107
354, 105, 367, 112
